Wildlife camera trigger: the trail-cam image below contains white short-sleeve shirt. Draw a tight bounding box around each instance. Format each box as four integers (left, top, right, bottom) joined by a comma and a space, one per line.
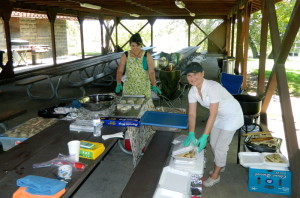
188, 79, 244, 131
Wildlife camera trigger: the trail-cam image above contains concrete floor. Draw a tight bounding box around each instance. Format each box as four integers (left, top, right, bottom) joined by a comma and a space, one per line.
0, 55, 289, 198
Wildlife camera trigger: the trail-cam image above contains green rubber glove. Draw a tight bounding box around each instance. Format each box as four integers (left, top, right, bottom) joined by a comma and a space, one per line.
115, 83, 123, 93
197, 134, 209, 152
182, 132, 197, 147
151, 85, 162, 95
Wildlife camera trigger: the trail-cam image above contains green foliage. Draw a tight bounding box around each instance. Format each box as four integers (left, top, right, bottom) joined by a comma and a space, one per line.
252, 68, 300, 96
249, 0, 298, 56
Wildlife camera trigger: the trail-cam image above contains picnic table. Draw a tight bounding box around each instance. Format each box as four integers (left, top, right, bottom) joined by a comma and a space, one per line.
0, 120, 125, 197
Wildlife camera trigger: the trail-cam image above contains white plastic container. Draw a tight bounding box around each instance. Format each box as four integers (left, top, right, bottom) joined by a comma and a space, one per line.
238, 152, 289, 168
157, 166, 190, 195
153, 187, 185, 198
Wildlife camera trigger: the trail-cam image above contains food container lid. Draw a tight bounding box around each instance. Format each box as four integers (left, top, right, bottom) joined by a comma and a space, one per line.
172, 143, 195, 156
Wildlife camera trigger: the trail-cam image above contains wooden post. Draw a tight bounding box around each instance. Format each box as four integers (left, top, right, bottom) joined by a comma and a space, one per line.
241, 1, 252, 90
0, 1, 14, 78
257, 0, 268, 96
231, 15, 236, 58
77, 12, 85, 59
99, 17, 105, 54
185, 18, 194, 47
225, 17, 231, 56
148, 17, 156, 47
47, 8, 57, 65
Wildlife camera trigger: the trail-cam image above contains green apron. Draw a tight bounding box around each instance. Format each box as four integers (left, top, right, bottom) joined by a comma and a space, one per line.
123, 51, 151, 98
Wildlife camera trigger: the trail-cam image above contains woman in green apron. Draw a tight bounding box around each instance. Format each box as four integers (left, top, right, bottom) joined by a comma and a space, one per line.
115, 33, 161, 97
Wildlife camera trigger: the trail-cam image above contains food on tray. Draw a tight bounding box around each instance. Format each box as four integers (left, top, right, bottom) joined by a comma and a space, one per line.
136, 98, 144, 104
4, 117, 57, 138
132, 104, 141, 110
264, 153, 285, 163
250, 137, 274, 142
127, 99, 134, 104
117, 104, 125, 110
251, 138, 278, 147
120, 106, 131, 113
176, 150, 195, 158
120, 100, 127, 104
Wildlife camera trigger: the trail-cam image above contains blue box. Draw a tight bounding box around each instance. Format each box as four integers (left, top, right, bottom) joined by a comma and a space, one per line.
248, 168, 291, 195
0, 137, 28, 151
100, 117, 140, 127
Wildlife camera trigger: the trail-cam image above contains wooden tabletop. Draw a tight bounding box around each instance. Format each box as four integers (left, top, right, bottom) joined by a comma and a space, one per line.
120, 130, 175, 198
0, 120, 125, 197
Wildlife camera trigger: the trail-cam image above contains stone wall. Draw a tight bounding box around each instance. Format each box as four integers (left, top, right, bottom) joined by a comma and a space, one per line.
0, 17, 68, 58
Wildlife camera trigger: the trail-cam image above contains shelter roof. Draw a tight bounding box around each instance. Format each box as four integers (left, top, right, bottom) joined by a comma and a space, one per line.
11, 0, 281, 19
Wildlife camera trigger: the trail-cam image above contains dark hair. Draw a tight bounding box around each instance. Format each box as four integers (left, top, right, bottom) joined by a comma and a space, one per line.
129, 33, 143, 46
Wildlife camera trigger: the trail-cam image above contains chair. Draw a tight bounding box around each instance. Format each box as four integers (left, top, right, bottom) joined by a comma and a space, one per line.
157, 70, 188, 108
220, 72, 243, 94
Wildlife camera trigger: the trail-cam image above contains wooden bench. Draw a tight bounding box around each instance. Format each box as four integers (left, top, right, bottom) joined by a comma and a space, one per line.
0, 109, 27, 132
120, 131, 175, 198
16, 53, 123, 100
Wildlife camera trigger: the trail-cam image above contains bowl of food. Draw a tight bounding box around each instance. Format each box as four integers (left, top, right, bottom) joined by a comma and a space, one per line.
82, 94, 115, 111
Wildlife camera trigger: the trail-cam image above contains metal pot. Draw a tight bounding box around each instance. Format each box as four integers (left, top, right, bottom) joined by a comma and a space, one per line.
153, 58, 159, 69
233, 94, 262, 115
83, 94, 115, 111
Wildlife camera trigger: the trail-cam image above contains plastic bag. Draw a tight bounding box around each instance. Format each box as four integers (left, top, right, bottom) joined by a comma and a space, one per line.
33, 153, 85, 171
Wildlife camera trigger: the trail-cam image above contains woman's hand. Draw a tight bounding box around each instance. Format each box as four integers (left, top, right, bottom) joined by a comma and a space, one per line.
115, 83, 123, 93
151, 85, 162, 94
182, 132, 197, 146
197, 134, 209, 152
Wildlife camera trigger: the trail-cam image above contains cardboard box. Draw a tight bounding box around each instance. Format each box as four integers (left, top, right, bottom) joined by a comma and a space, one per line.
100, 117, 140, 127
79, 140, 105, 160
248, 168, 291, 195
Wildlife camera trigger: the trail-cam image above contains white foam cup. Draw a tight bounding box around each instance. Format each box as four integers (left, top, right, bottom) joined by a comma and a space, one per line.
68, 140, 80, 162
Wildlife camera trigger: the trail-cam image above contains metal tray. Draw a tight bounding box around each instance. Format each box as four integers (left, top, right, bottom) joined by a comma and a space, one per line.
244, 135, 282, 153
115, 95, 146, 118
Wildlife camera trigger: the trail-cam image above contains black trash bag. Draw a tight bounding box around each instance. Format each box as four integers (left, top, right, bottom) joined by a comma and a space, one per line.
38, 103, 68, 118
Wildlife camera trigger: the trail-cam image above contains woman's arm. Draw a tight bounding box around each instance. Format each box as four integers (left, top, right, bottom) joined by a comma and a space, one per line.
188, 102, 198, 132
116, 53, 127, 84
203, 102, 219, 135
146, 52, 157, 86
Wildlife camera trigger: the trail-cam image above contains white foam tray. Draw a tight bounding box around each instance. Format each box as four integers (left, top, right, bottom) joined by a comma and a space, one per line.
169, 150, 205, 175
157, 166, 190, 195
153, 187, 186, 198
238, 152, 289, 168
172, 143, 196, 156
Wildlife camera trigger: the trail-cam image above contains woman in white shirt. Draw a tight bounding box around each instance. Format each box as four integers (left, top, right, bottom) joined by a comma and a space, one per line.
183, 62, 243, 187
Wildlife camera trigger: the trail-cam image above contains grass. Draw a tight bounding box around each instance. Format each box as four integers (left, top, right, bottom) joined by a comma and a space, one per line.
251, 67, 300, 97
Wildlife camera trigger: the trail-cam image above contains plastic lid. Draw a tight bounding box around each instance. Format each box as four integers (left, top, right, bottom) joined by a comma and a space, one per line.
172, 143, 195, 156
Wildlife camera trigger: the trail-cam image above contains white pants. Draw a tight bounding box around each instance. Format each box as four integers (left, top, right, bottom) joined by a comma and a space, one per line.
209, 127, 236, 167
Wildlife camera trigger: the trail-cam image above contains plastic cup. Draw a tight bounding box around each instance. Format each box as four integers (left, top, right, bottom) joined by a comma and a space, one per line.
68, 140, 80, 162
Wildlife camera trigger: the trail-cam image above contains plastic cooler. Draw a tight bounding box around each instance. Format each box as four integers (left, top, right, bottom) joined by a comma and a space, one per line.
0, 137, 27, 151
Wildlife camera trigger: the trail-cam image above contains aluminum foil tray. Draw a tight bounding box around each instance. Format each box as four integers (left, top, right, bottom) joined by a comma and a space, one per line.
115, 95, 145, 118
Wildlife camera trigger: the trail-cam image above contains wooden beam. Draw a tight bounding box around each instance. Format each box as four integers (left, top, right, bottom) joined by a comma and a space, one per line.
230, 14, 236, 58
186, 18, 194, 47
47, 7, 57, 65
77, 12, 85, 59
234, 8, 244, 74
0, 0, 14, 79
99, 17, 105, 54
241, 1, 252, 90
147, 17, 156, 47
263, 0, 300, 197
257, 0, 268, 96
225, 17, 231, 56
261, 0, 281, 113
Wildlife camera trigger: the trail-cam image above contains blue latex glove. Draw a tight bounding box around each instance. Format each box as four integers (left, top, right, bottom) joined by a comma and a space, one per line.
151, 85, 162, 95
115, 83, 123, 93
182, 132, 198, 147
197, 134, 209, 152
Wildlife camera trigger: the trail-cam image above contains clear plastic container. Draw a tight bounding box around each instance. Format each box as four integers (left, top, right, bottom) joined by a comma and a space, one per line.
93, 114, 102, 137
